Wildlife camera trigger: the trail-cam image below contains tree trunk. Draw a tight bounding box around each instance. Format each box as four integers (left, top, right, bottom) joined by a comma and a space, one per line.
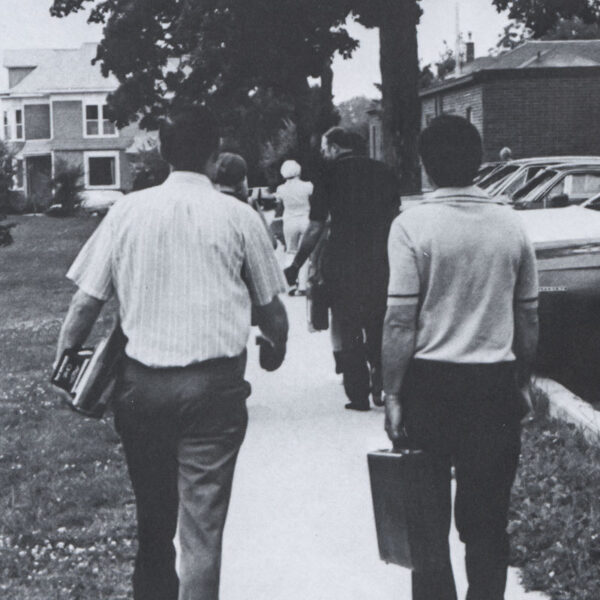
379, 0, 421, 193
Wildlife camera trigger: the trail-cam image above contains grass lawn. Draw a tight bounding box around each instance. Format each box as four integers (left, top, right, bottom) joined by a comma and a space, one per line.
0, 215, 134, 599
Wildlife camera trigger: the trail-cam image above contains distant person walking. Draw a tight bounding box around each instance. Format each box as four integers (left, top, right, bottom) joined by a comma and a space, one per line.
55, 107, 288, 600
383, 115, 538, 600
284, 128, 399, 411
276, 160, 313, 295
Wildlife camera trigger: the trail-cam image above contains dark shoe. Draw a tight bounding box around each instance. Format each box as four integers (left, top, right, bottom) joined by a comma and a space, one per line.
345, 402, 370, 412
371, 391, 384, 407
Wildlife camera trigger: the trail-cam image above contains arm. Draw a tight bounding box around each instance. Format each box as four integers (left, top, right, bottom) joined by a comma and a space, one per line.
292, 219, 326, 268
283, 220, 326, 284
382, 304, 418, 444
255, 296, 289, 349
382, 216, 421, 443
513, 303, 539, 386
513, 234, 539, 387
55, 289, 105, 365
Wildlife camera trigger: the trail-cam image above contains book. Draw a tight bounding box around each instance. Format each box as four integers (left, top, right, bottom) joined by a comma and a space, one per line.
51, 321, 126, 419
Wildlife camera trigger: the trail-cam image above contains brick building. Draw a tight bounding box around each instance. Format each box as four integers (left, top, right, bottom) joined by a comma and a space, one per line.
368, 40, 600, 170
0, 43, 141, 208
420, 40, 600, 163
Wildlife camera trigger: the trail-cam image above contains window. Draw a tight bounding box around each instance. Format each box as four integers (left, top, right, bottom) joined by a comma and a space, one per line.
3, 112, 9, 139
15, 109, 23, 140
85, 151, 120, 188
85, 104, 117, 137
466, 107, 472, 123
12, 158, 24, 189
2, 109, 24, 140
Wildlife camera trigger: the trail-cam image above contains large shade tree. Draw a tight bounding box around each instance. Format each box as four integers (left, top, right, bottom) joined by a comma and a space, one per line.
50, 1, 356, 157
51, 0, 424, 190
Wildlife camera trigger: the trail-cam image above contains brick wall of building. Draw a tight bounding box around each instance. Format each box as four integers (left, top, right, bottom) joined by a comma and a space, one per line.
420, 84, 484, 135
483, 74, 600, 162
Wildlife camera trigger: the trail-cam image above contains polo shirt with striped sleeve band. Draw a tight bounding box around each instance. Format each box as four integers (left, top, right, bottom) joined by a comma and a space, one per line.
387, 185, 539, 364
67, 171, 286, 368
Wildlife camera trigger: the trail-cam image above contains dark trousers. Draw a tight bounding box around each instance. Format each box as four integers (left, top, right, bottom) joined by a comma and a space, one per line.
331, 302, 385, 405
401, 360, 523, 600
113, 353, 250, 600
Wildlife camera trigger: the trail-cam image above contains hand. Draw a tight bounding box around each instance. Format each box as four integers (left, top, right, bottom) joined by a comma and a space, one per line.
518, 381, 535, 424
384, 393, 403, 444
256, 335, 286, 372
283, 264, 299, 287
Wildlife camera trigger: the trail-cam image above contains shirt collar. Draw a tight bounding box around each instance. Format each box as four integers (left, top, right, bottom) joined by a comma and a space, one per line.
166, 171, 214, 187
425, 185, 504, 205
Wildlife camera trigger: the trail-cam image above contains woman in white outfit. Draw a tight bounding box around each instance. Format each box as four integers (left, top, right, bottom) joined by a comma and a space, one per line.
276, 160, 313, 295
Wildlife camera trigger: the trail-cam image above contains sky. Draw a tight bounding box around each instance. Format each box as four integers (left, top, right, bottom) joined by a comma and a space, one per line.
0, 0, 509, 102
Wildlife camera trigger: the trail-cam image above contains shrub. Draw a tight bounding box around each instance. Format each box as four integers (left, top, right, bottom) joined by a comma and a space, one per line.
510, 408, 600, 599
0, 141, 15, 213
50, 160, 84, 216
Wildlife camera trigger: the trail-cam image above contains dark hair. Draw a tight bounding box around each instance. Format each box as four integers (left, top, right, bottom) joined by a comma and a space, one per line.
323, 126, 353, 150
159, 106, 219, 171
418, 115, 482, 187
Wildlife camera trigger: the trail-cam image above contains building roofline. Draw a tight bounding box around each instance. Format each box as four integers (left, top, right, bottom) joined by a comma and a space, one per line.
420, 65, 600, 97
3, 88, 115, 99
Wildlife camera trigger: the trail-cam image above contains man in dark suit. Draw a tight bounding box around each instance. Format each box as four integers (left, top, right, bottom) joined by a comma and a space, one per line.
285, 127, 399, 411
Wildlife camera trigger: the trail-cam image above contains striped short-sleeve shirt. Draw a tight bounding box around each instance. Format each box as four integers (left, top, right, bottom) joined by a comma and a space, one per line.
67, 171, 286, 367
387, 186, 539, 363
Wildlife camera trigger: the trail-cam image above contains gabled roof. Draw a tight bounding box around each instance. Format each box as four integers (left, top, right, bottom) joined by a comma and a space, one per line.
423, 40, 600, 95
3, 43, 118, 95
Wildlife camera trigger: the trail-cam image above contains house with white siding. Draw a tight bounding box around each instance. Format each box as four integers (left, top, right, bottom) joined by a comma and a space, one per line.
0, 43, 140, 208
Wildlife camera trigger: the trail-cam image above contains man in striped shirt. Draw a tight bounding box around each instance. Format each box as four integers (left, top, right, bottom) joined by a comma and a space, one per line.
55, 107, 288, 600
383, 115, 539, 600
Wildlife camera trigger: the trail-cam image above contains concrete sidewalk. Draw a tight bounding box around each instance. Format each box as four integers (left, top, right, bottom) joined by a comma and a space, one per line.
220, 295, 547, 599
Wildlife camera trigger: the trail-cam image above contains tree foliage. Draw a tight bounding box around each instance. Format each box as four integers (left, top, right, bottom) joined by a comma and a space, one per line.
492, 0, 600, 38
543, 16, 600, 40
50, 0, 357, 130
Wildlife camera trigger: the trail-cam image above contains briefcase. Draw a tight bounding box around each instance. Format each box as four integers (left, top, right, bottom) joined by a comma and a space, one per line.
367, 447, 448, 572
51, 320, 126, 419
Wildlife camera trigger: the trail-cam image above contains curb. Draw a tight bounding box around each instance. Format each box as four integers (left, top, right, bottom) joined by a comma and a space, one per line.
532, 376, 600, 443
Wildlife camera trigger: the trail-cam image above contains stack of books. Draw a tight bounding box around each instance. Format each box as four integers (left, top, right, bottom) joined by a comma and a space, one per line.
51, 322, 126, 418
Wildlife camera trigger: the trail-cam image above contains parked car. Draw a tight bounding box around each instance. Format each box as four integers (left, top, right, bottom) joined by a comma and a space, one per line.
473, 161, 501, 184
512, 163, 600, 209
517, 205, 600, 376
486, 157, 600, 197
80, 189, 124, 215
480, 156, 600, 198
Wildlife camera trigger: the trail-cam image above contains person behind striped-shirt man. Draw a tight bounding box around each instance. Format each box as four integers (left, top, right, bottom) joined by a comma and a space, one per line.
55, 106, 288, 600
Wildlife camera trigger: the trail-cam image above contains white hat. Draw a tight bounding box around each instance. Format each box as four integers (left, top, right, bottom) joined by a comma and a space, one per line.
280, 160, 301, 179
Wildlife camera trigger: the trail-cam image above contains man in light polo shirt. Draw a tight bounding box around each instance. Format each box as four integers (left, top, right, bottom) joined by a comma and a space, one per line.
382, 115, 539, 600
55, 107, 288, 600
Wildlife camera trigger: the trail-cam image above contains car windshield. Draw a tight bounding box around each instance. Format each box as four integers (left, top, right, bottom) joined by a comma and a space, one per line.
477, 164, 519, 189
512, 169, 558, 202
